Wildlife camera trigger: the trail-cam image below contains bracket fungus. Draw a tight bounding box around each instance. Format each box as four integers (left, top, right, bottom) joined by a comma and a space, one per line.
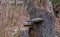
23, 18, 43, 27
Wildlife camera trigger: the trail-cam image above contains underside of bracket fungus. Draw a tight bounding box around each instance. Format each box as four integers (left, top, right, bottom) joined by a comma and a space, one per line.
23, 18, 43, 27
23, 21, 33, 27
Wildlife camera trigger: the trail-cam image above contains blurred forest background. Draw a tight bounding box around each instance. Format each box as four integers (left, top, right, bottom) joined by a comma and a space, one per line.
0, 0, 60, 37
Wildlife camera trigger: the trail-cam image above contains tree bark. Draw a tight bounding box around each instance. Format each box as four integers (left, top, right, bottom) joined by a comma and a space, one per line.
20, 27, 30, 37
23, 0, 55, 37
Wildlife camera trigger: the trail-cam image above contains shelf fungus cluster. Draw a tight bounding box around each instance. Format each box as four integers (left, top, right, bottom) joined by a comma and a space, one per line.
23, 18, 43, 27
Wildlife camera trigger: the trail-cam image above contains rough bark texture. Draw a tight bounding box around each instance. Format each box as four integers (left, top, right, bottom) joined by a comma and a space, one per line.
23, 0, 55, 37
20, 27, 30, 37
29, 9, 55, 37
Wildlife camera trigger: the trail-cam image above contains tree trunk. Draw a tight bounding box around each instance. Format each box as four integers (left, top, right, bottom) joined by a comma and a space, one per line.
20, 27, 30, 37
20, 0, 55, 37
